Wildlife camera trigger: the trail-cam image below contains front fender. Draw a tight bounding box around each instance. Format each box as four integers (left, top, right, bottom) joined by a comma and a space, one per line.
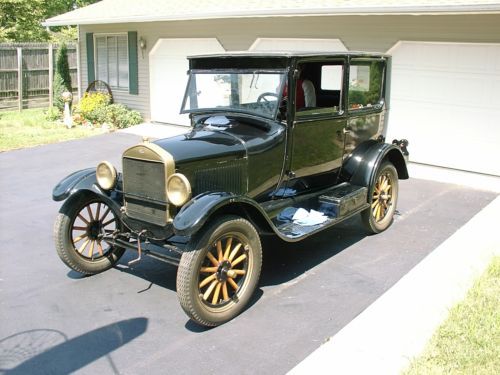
53, 168, 124, 218
52, 168, 122, 206
173, 192, 271, 237
53, 168, 97, 201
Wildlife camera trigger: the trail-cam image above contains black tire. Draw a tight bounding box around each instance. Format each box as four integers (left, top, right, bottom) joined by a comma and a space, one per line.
176, 216, 262, 327
362, 161, 399, 234
54, 193, 125, 275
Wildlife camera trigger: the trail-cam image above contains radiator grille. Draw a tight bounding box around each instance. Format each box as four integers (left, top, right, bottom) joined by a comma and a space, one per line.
122, 157, 167, 226
194, 161, 245, 195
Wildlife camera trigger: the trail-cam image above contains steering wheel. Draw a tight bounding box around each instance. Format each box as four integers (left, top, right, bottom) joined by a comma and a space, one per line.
257, 92, 279, 103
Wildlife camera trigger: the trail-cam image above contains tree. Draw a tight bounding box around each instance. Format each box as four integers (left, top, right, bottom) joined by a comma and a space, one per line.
0, 0, 101, 43
53, 43, 72, 110
0, 0, 50, 41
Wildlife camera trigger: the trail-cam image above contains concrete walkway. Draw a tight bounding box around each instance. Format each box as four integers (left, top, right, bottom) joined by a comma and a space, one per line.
289, 195, 500, 374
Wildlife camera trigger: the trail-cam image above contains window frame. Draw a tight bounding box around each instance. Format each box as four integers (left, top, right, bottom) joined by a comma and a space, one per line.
180, 68, 287, 121
347, 57, 386, 114
294, 58, 347, 121
93, 32, 130, 91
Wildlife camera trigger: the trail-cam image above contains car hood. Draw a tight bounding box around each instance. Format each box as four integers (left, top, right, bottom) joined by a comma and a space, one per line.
153, 129, 245, 166
153, 115, 282, 166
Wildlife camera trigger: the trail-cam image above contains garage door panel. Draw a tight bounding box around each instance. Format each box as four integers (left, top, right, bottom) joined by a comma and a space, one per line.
387, 42, 500, 176
402, 74, 498, 109
391, 100, 500, 173
395, 43, 500, 70
149, 38, 225, 125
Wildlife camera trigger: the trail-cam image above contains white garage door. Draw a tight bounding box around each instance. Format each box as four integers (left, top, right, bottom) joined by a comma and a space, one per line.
250, 38, 347, 52
149, 38, 225, 125
387, 42, 500, 176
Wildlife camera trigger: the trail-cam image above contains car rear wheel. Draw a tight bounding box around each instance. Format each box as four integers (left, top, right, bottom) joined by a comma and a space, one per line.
54, 193, 125, 275
362, 161, 399, 234
176, 216, 262, 327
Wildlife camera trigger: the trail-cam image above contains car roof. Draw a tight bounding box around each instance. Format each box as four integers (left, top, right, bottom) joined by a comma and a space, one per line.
188, 51, 389, 70
189, 51, 389, 59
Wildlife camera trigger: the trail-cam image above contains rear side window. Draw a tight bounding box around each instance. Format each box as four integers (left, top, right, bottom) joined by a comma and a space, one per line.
348, 59, 385, 110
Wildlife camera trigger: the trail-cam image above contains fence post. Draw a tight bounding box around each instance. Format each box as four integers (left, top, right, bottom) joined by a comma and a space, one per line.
17, 47, 23, 111
48, 43, 53, 108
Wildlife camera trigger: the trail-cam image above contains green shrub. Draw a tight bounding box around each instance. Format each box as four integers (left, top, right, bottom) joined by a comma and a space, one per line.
74, 93, 141, 128
76, 92, 111, 124
105, 104, 142, 129
53, 43, 72, 111
53, 75, 66, 111
45, 107, 61, 121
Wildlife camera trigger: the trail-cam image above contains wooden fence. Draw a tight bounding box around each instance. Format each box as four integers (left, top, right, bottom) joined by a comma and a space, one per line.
0, 43, 79, 111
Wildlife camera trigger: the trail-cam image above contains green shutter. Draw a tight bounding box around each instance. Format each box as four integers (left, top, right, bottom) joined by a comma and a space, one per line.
86, 33, 95, 83
128, 31, 138, 95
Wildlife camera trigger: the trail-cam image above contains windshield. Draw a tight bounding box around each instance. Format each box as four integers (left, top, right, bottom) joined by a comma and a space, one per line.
181, 70, 286, 119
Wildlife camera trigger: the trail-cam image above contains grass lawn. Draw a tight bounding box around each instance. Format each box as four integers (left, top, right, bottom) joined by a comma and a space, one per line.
0, 108, 107, 152
404, 256, 499, 375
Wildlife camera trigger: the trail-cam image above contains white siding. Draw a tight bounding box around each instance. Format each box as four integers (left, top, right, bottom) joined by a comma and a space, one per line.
79, 14, 500, 121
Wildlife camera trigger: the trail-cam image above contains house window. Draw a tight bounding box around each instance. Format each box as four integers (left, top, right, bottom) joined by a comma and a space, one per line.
95, 34, 129, 90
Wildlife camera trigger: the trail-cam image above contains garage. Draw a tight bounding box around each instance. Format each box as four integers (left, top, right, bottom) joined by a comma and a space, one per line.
387, 41, 500, 176
149, 38, 225, 125
45, 0, 500, 179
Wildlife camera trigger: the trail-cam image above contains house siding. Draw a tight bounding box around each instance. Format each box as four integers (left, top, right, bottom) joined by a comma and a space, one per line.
79, 14, 500, 120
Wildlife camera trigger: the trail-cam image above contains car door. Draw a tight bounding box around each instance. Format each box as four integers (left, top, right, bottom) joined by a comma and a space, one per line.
285, 59, 348, 194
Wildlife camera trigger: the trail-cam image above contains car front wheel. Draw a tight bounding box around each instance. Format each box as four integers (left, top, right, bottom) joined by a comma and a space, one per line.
176, 216, 262, 327
54, 193, 125, 275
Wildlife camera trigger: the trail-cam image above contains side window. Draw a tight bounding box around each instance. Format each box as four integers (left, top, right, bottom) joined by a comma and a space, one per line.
321, 65, 343, 91
348, 60, 385, 110
296, 61, 344, 118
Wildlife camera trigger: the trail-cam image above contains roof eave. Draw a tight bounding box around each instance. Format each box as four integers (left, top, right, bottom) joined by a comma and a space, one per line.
42, 5, 500, 27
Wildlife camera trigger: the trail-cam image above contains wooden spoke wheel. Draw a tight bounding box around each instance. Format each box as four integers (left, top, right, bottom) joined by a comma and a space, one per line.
198, 235, 249, 306
372, 172, 394, 223
54, 193, 125, 275
362, 162, 399, 234
177, 216, 262, 327
70, 201, 117, 260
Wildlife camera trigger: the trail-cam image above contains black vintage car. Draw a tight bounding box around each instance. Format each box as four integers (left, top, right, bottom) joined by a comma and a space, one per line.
53, 52, 409, 326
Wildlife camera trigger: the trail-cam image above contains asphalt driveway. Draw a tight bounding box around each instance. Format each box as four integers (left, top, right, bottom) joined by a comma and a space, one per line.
0, 133, 496, 374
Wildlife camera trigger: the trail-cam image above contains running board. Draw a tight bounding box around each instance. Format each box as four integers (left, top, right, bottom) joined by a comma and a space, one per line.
271, 183, 369, 240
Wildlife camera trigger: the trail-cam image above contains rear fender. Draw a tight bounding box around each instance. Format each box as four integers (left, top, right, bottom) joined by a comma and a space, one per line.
342, 141, 409, 193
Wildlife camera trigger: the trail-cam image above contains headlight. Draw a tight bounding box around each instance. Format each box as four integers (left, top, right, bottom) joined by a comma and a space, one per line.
166, 173, 191, 206
96, 161, 117, 190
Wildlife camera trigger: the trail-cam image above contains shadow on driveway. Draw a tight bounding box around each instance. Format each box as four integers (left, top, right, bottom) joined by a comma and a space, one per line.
0, 318, 148, 374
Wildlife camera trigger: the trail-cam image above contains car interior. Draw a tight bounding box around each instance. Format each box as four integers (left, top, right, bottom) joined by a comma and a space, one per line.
296, 62, 344, 112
